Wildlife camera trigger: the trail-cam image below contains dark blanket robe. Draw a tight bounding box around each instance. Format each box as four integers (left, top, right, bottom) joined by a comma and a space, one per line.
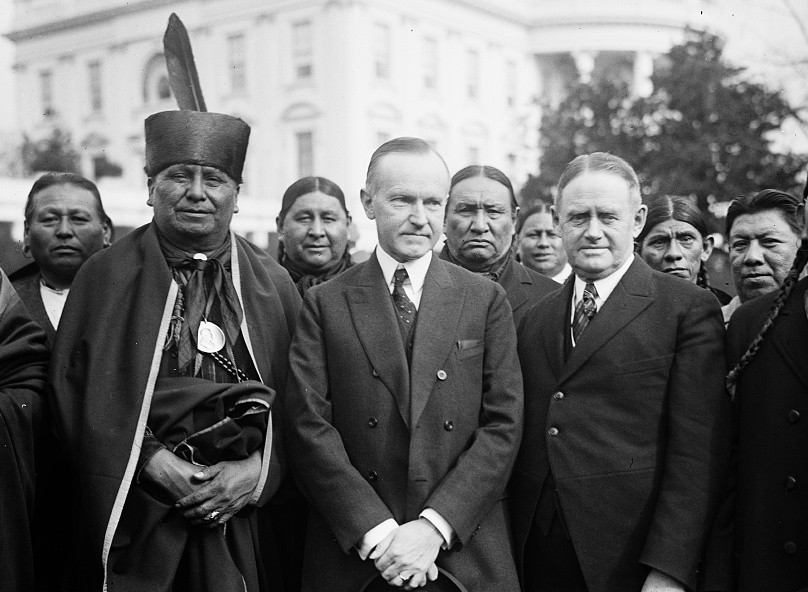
9, 264, 57, 348
0, 269, 49, 592
50, 223, 300, 591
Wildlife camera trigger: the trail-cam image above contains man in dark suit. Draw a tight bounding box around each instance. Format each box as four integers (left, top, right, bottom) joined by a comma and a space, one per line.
510, 153, 729, 592
286, 137, 523, 592
439, 164, 558, 326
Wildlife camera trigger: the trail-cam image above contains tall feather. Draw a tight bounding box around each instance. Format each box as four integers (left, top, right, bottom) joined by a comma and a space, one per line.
163, 13, 207, 111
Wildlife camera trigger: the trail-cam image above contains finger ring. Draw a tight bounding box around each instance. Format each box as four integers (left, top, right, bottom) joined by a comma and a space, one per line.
206, 510, 220, 521
399, 573, 411, 580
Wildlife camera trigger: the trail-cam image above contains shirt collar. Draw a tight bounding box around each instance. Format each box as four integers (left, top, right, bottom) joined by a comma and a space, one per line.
552, 263, 573, 284
376, 246, 432, 294
574, 254, 635, 309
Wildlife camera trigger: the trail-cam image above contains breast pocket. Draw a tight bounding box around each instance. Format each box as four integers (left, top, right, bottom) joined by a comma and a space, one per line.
456, 339, 484, 361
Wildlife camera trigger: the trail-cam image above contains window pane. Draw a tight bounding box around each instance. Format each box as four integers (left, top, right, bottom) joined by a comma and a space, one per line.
228, 33, 247, 95
293, 21, 313, 80
88, 61, 103, 113
374, 23, 391, 79
40, 69, 53, 116
423, 37, 437, 90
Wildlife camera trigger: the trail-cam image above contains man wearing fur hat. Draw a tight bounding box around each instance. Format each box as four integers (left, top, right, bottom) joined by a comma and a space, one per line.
49, 108, 300, 591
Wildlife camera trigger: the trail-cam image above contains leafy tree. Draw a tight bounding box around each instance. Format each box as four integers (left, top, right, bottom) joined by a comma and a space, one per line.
22, 127, 80, 175
533, 29, 808, 224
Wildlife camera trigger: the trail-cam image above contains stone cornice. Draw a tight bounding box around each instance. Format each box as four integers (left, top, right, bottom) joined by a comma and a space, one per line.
5, 0, 181, 43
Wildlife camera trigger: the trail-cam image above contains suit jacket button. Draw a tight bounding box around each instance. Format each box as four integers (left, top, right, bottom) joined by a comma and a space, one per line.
437, 370, 447, 380
553, 392, 564, 400
443, 420, 454, 431
372, 368, 380, 378
784, 541, 797, 554
367, 470, 378, 482
785, 476, 798, 490
788, 409, 801, 423
548, 427, 559, 437
368, 417, 378, 428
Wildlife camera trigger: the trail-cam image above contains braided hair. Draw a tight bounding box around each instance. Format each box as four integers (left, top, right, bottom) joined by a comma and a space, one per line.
726, 237, 808, 399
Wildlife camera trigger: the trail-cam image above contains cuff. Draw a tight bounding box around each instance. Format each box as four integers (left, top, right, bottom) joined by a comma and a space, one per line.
419, 508, 454, 549
135, 426, 166, 484
357, 518, 399, 560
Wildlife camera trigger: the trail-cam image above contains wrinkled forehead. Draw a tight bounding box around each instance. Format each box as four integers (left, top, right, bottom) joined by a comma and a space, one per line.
371, 151, 449, 195
645, 219, 702, 239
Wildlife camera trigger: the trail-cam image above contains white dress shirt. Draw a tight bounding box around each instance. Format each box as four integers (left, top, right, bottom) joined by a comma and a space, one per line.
40, 282, 69, 329
357, 247, 454, 560
570, 254, 634, 346
551, 262, 573, 284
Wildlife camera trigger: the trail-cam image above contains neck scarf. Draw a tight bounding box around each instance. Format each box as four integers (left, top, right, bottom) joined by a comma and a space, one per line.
280, 246, 353, 296
157, 230, 243, 373
441, 244, 513, 282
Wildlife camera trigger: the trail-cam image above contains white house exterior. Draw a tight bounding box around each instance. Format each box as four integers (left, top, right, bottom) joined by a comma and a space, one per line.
5, 0, 712, 247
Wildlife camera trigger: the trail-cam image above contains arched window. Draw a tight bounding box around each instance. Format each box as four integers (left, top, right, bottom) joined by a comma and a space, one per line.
142, 53, 172, 105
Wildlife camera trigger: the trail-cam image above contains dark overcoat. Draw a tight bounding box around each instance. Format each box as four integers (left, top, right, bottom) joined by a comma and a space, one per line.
510, 256, 730, 592
285, 253, 523, 592
715, 276, 808, 591
9, 266, 57, 348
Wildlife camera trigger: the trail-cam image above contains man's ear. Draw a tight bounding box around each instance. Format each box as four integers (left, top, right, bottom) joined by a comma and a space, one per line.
146, 177, 155, 207
360, 189, 376, 220
551, 204, 560, 230
101, 220, 112, 247
22, 221, 30, 255
233, 185, 240, 214
701, 234, 715, 262
632, 204, 648, 239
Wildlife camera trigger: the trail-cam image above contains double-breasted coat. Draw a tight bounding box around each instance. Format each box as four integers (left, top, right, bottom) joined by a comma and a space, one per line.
510, 257, 731, 592
285, 252, 523, 592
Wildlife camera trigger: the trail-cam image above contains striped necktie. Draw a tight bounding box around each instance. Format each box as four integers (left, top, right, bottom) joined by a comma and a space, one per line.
572, 282, 598, 343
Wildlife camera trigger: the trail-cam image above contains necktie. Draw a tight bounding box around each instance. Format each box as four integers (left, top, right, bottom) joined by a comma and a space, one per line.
392, 268, 417, 362
572, 282, 598, 344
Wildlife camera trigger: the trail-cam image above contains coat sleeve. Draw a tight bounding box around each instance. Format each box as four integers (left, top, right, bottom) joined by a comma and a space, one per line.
284, 289, 395, 553
639, 289, 732, 590
422, 284, 524, 546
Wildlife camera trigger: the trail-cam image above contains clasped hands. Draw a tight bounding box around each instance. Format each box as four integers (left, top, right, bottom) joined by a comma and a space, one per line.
141, 447, 262, 528
370, 518, 443, 590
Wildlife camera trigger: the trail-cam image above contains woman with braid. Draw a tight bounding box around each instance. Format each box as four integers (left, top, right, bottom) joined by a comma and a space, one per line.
637, 195, 731, 305
700, 191, 808, 592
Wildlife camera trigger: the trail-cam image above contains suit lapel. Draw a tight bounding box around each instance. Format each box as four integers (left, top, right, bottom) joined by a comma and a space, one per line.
769, 284, 808, 391
409, 257, 462, 427
559, 258, 653, 384
500, 260, 529, 315
542, 276, 573, 381
347, 255, 411, 426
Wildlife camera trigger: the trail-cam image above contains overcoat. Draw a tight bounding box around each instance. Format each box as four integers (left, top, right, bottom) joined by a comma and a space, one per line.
510, 256, 730, 592
49, 223, 300, 590
709, 276, 808, 591
438, 248, 558, 327
9, 265, 57, 348
285, 252, 523, 592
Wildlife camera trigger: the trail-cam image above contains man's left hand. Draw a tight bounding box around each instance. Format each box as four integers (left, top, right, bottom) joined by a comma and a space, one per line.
175, 450, 262, 527
641, 569, 686, 592
370, 518, 443, 588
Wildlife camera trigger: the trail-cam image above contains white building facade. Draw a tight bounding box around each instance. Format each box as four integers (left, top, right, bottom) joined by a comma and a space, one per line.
6, 0, 712, 247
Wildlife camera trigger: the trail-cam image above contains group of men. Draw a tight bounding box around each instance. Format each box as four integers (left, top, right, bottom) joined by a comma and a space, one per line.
2, 98, 806, 592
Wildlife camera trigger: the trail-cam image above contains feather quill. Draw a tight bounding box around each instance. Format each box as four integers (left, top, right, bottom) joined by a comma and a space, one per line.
163, 13, 207, 111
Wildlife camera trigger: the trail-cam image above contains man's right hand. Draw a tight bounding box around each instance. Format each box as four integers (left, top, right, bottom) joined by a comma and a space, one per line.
140, 448, 201, 501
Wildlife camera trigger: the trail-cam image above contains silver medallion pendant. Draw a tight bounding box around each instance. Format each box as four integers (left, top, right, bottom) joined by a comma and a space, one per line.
197, 321, 226, 353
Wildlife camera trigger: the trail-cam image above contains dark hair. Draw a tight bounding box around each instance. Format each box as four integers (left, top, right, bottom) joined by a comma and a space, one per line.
725, 189, 802, 237
25, 172, 113, 233
515, 201, 552, 234
277, 176, 347, 227
449, 165, 518, 213
365, 137, 448, 194
726, 237, 808, 399
557, 152, 641, 206
637, 195, 712, 288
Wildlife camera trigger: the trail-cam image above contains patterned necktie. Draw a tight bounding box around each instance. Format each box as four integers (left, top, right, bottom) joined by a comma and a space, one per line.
392, 268, 417, 362
572, 282, 598, 344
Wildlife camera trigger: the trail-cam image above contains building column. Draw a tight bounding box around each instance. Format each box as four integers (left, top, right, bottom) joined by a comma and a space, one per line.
633, 51, 654, 97
573, 50, 595, 83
